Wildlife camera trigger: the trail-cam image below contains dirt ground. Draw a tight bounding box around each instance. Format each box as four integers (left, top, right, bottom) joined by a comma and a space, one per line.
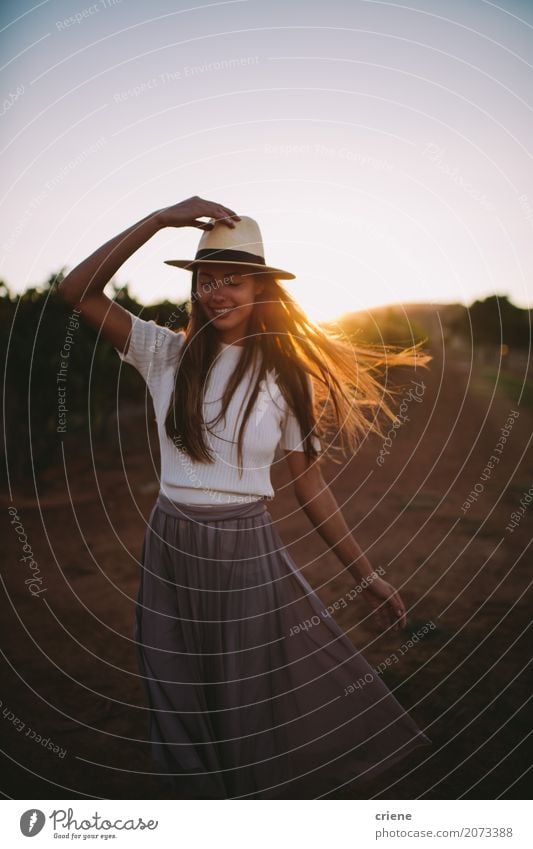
1, 342, 532, 800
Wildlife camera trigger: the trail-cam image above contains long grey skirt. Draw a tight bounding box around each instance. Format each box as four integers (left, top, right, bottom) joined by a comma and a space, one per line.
134, 491, 432, 799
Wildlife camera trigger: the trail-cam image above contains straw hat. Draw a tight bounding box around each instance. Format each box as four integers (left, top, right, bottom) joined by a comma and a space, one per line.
164, 215, 295, 280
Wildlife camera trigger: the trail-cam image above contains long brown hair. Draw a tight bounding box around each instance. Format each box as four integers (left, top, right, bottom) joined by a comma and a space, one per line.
164, 268, 432, 474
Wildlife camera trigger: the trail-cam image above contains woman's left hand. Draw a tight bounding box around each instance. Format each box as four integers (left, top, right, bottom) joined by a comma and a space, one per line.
359, 577, 407, 632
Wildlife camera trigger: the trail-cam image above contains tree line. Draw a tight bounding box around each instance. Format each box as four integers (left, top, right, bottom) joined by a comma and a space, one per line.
1, 273, 529, 484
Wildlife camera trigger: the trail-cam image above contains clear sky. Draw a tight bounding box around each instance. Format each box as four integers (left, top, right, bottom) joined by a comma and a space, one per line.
1, 0, 532, 322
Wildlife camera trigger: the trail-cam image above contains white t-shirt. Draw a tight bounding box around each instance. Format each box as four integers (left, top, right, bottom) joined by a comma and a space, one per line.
115, 315, 320, 505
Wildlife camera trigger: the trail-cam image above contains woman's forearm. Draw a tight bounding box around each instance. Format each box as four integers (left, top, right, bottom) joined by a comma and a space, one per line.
295, 484, 376, 580
57, 208, 164, 305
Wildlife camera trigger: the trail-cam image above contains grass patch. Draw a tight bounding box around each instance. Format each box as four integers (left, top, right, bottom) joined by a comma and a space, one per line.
480, 369, 533, 408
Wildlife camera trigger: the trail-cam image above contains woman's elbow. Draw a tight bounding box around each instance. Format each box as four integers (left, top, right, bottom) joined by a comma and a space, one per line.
293, 469, 327, 503
57, 276, 80, 306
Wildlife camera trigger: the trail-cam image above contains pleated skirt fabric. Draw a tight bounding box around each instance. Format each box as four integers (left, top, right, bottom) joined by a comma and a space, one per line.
134, 491, 432, 800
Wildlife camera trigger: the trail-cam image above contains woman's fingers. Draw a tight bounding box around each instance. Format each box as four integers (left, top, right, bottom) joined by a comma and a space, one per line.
204, 202, 241, 226
389, 591, 406, 630
193, 205, 241, 230
219, 204, 240, 219
214, 205, 241, 226
161, 197, 241, 229
362, 582, 407, 631
376, 592, 405, 631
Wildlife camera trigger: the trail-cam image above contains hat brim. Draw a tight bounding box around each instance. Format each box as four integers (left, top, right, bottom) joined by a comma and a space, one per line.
164, 259, 295, 280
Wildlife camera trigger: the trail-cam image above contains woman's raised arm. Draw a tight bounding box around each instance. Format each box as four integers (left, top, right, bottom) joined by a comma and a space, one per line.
56, 196, 240, 354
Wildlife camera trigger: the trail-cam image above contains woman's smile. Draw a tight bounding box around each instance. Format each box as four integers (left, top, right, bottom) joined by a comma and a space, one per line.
211, 306, 235, 317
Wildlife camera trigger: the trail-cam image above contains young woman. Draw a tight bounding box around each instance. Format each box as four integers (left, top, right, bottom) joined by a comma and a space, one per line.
58, 195, 432, 800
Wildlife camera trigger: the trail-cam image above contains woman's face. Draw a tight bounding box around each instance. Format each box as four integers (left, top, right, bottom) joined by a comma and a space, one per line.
195, 263, 264, 344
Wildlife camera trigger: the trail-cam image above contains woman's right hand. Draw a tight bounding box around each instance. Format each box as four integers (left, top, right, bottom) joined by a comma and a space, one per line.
156, 195, 241, 230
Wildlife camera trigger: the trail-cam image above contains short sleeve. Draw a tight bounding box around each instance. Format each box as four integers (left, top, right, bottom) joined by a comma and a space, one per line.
115, 314, 186, 390
279, 373, 321, 453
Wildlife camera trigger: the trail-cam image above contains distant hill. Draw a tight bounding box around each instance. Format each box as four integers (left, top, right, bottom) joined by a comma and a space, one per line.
333, 296, 531, 353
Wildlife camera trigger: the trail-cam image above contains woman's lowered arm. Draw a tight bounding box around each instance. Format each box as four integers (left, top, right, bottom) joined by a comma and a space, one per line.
284, 449, 407, 633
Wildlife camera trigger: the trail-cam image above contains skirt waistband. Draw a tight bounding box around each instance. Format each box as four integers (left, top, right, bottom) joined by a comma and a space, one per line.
155, 491, 270, 522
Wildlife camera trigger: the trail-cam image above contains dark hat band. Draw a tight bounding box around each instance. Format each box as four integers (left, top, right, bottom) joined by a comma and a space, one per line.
194, 248, 265, 265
